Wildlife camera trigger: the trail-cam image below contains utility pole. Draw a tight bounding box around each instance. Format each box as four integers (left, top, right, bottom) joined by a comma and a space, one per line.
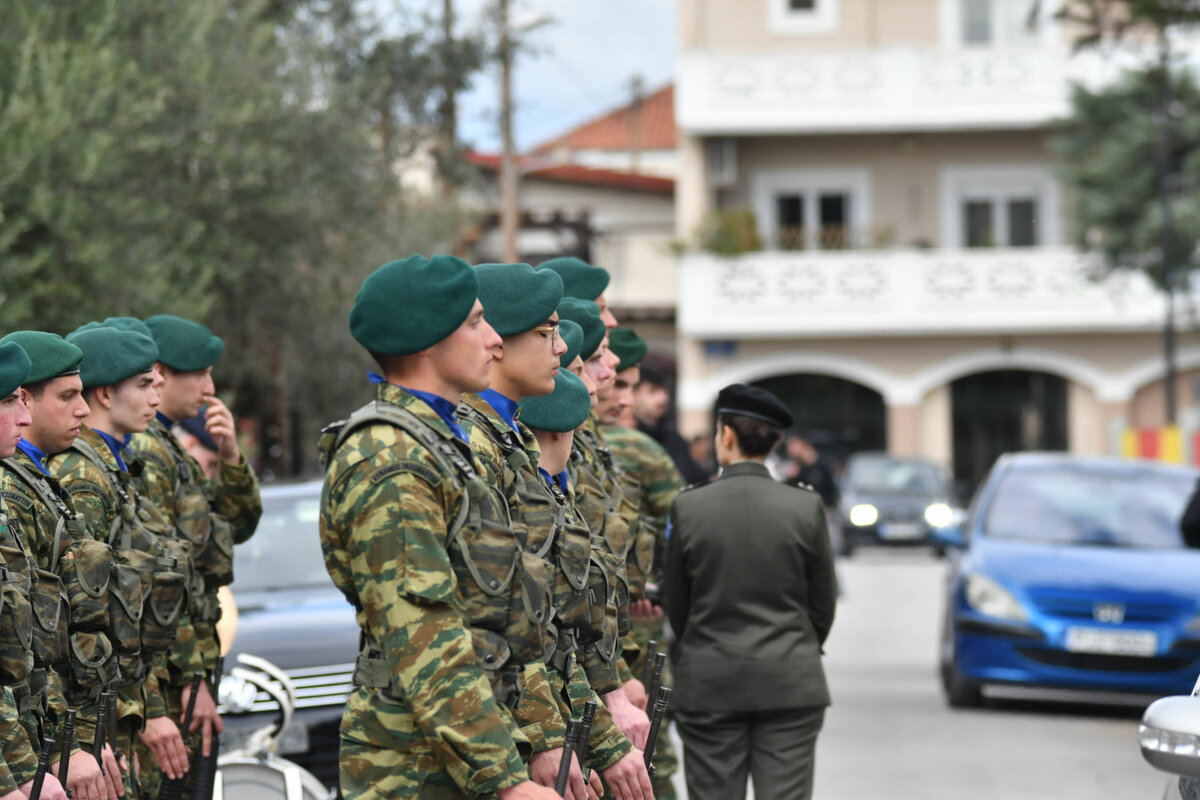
440, 0, 457, 198
498, 0, 519, 262
1156, 31, 1178, 425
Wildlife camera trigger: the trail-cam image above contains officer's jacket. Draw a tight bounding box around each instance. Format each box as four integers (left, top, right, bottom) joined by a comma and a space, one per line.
320, 383, 533, 798
665, 460, 837, 713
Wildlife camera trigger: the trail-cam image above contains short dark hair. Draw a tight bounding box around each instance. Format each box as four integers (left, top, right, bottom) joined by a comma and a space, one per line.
21, 380, 50, 400
718, 413, 782, 458
639, 363, 667, 389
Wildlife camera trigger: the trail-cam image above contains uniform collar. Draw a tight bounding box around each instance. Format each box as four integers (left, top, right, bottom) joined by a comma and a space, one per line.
16, 440, 52, 477
92, 428, 132, 472
478, 388, 521, 433
369, 372, 469, 444
718, 460, 771, 480
155, 411, 175, 427
538, 467, 569, 493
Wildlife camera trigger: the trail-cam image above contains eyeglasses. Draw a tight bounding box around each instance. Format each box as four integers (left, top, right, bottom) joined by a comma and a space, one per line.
530, 323, 560, 347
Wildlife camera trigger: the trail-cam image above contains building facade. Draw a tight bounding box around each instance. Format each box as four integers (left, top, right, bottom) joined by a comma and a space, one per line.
674, 0, 1200, 487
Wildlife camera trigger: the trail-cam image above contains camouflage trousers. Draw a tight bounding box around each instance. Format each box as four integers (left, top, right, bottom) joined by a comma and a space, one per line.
134, 681, 198, 800
623, 614, 677, 800
340, 739, 469, 800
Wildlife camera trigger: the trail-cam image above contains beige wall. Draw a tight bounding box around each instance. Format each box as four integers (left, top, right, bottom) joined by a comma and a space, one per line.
1130, 368, 1200, 428
680, 0, 940, 51
726, 130, 1056, 249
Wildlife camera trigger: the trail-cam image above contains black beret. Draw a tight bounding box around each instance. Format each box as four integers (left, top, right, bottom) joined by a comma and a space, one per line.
144, 315, 225, 371
0, 332, 83, 384
67, 328, 159, 389
537, 257, 610, 301
476, 263, 564, 337
608, 327, 647, 372
556, 298, 605, 360
716, 383, 793, 428
350, 254, 478, 355
559, 320, 584, 367
0, 342, 31, 397
518, 368, 592, 433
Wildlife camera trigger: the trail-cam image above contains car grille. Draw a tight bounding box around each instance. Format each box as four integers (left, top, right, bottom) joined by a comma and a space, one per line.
1016, 647, 1196, 673
226, 662, 356, 714
1027, 593, 1183, 623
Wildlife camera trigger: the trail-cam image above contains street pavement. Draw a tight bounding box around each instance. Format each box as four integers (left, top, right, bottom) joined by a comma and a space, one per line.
667, 549, 1170, 799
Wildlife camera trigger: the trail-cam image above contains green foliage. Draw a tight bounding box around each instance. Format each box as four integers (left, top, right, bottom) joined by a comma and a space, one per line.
697, 209, 762, 257
0, 0, 485, 477
1056, 0, 1200, 51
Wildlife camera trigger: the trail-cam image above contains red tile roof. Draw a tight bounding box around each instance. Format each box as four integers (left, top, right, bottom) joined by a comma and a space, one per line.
529, 84, 676, 156
467, 152, 674, 195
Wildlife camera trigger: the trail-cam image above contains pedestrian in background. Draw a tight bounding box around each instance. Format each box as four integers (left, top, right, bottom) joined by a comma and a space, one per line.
665, 383, 837, 800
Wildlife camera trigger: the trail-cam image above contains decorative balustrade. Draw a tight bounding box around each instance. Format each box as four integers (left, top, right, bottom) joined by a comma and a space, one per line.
678, 248, 1169, 338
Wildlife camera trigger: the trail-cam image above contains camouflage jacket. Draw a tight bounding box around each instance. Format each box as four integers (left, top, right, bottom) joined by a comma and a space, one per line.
130, 417, 261, 683
320, 383, 534, 797
0, 685, 37, 792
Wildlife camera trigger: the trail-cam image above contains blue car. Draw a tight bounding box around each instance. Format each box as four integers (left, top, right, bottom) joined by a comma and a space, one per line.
936, 452, 1200, 707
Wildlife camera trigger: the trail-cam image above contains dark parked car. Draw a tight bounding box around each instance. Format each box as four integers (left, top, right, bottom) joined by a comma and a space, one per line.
838, 452, 959, 555
936, 453, 1200, 708
218, 480, 357, 790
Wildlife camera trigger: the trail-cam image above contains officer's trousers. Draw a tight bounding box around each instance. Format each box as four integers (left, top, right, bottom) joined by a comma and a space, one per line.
674, 705, 825, 800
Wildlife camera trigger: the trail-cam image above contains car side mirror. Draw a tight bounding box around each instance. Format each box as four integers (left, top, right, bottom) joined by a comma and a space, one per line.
1140, 695, 1200, 778
930, 524, 966, 549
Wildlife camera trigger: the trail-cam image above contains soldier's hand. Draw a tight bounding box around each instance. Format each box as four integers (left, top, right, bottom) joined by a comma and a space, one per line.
203, 397, 241, 465
528, 748, 586, 800
628, 599, 661, 620
496, 779, 565, 800
19, 773, 68, 800
53, 749, 110, 800
99, 745, 125, 798
586, 769, 603, 800
1, 790, 23, 800
601, 751, 654, 800
181, 678, 225, 757
621, 678, 648, 712
138, 716, 189, 780
604, 689, 650, 750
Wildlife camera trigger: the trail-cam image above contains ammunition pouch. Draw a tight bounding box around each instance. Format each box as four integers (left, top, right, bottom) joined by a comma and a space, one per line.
30, 568, 69, 670
0, 565, 34, 686
140, 554, 188, 653
59, 537, 113, 632
65, 631, 117, 700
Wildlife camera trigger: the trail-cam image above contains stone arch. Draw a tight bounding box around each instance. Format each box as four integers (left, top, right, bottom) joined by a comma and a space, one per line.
679, 351, 903, 410
902, 346, 1121, 404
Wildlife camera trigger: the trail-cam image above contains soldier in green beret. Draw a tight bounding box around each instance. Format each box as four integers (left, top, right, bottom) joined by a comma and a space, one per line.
319, 254, 560, 800
0, 332, 119, 800
129, 314, 261, 797
537, 257, 618, 328
599, 328, 685, 800
0, 342, 69, 800
49, 327, 192, 800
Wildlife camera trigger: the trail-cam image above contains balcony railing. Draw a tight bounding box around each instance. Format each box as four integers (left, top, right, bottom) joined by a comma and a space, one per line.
678, 247, 1169, 338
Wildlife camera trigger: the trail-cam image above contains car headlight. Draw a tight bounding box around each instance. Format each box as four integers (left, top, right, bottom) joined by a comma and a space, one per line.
848, 504, 878, 527
924, 503, 954, 528
1140, 722, 1200, 758
965, 573, 1028, 621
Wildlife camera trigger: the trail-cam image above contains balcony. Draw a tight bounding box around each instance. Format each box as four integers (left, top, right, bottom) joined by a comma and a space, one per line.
678, 247, 1169, 339
676, 45, 1120, 135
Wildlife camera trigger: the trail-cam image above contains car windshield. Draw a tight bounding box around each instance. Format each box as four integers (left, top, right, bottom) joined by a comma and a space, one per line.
232, 486, 332, 591
983, 464, 1195, 549
847, 457, 943, 494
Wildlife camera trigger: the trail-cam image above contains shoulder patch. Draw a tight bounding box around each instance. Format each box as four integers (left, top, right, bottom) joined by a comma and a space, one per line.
64, 480, 108, 499
370, 460, 442, 487
0, 491, 32, 510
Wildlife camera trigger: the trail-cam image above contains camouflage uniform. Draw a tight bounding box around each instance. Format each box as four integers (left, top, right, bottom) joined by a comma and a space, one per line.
320, 383, 551, 800
602, 423, 686, 798
49, 425, 190, 799
458, 394, 633, 773
0, 686, 38, 793
128, 416, 261, 796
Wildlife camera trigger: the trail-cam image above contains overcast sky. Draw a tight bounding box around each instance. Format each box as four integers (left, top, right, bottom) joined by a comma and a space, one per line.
419, 0, 677, 152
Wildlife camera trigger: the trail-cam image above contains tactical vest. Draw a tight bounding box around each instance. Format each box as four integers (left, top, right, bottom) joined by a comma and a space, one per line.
570, 432, 634, 637
1, 458, 118, 700
139, 424, 232, 621
0, 510, 34, 690
320, 400, 554, 706
67, 439, 189, 684
613, 469, 658, 600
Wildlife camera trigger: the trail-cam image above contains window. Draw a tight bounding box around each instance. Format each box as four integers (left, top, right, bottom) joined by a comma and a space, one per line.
767, 0, 839, 35
753, 168, 871, 251
941, 0, 1047, 47
941, 166, 1059, 249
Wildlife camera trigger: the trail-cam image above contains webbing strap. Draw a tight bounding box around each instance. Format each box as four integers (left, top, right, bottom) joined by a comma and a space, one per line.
1, 458, 74, 572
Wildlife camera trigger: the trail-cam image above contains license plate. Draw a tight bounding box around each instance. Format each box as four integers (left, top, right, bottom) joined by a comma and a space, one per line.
1064, 627, 1158, 657
879, 522, 923, 540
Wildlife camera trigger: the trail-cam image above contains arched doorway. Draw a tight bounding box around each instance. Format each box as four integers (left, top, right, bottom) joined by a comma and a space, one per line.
951, 370, 1068, 492
750, 374, 887, 471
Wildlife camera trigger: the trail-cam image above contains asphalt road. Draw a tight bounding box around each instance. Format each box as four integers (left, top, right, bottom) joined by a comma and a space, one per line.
668, 549, 1171, 800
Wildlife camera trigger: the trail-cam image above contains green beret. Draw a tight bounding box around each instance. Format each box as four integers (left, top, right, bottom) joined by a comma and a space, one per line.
559, 320, 584, 367
101, 317, 154, 339
0, 342, 31, 397
537, 257, 610, 301
557, 298, 605, 360
144, 315, 224, 371
518, 368, 592, 433
66, 328, 159, 389
0, 332, 83, 384
350, 254, 478, 356
476, 263, 564, 337
608, 327, 647, 372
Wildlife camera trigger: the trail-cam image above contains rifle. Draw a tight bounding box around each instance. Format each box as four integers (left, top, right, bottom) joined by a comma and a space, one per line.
574, 701, 597, 769
158, 674, 203, 800
92, 692, 108, 777
190, 656, 224, 800
59, 709, 76, 800
103, 690, 121, 772
554, 719, 582, 796
643, 687, 672, 778
644, 652, 667, 713
641, 641, 658, 694
28, 736, 55, 800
